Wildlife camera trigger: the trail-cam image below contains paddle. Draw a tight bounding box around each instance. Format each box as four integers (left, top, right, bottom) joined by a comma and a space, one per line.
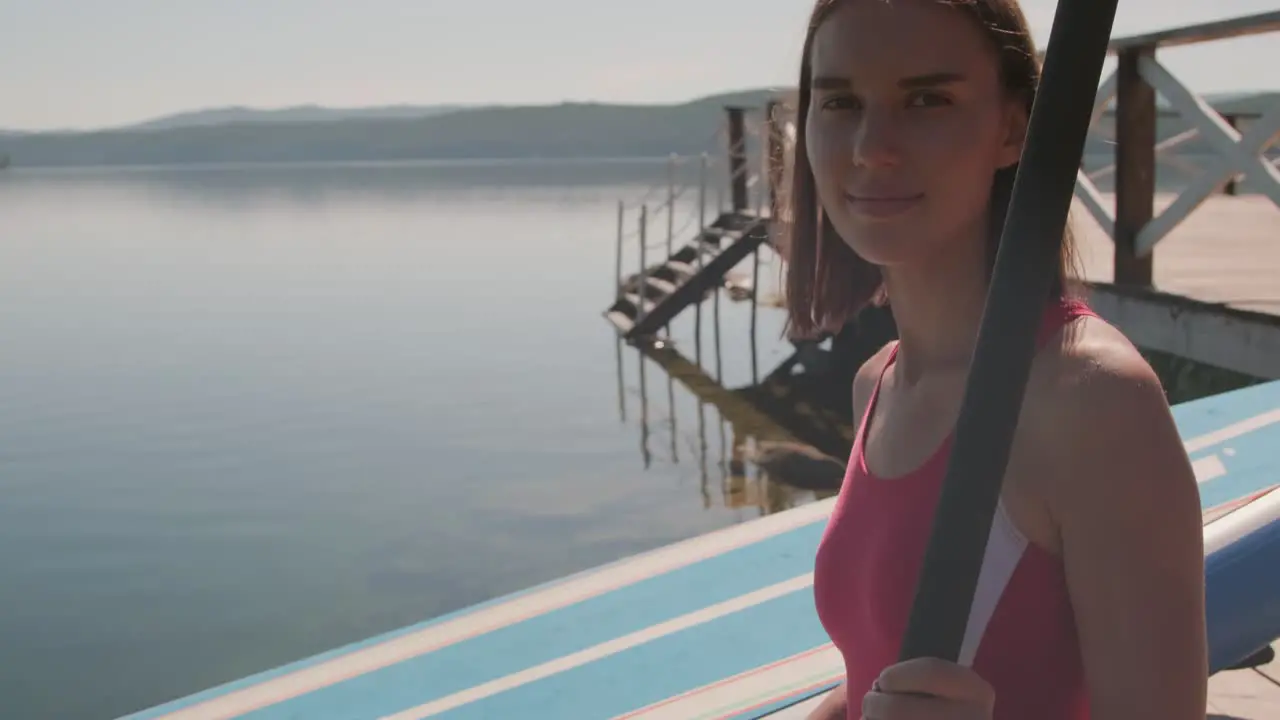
896, 0, 1122, 663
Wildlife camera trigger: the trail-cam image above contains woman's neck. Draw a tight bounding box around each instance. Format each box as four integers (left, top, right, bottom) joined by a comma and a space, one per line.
882, 236, 990, 385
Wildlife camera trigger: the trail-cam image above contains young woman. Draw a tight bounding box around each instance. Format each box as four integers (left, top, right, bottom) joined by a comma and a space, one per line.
782, 1, 1208, 718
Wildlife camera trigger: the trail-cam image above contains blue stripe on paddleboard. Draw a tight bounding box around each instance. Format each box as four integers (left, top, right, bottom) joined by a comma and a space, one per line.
121, 541, 665, 719
232, 524, 828, 720
1171, 380, 1280, 440
1194, 415, 1280, 510
1172, 380, 1280, 511
436, 586, 830, 720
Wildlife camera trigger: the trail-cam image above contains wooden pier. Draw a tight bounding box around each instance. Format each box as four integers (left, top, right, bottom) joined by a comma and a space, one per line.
1074, 191, 1280, 381
1064, 10, 1280, 381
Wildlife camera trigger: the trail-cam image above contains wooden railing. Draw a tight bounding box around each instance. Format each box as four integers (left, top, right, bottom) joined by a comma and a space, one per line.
1074, 10, 1280, 285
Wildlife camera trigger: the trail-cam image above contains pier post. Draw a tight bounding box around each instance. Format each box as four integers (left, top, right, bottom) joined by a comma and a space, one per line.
638, 349, 651, 469
638, 206, 649, 323
667, 374, 678, 462
696, 153, 708, 366
765, 99, 785, 219
1113, 46, 1156, 287
726, 106, 750, 212
666, 154, 676, 255
698, 153, 708, 233
751, 249, 760, 384
1224, 114, 1240, 196
615, 201, 624, 297
616, 338, 627, 423
752, 131, 764, 384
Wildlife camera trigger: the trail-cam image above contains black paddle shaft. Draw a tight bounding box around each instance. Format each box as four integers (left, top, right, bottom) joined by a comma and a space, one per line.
896, 0, 1121, 663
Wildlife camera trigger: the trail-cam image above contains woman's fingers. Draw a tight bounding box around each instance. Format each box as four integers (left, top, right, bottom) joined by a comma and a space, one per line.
862, 686, 947, 719
876, 657, 994, 705
862, 686, 991, 720
862, 658, 996, 719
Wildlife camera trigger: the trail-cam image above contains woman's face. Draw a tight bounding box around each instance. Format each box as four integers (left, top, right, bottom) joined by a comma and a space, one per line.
805, 0, 1027, 271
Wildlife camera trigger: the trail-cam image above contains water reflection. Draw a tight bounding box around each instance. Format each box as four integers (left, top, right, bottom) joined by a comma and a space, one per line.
613, 289, 851, 518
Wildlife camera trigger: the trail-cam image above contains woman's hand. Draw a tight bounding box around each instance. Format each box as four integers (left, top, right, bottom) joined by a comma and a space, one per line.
861, 658, 994, 720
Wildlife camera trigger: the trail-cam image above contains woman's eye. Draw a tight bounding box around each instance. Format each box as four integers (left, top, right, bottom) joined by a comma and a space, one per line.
819, 94, 860, 111
907, 91, 952, 108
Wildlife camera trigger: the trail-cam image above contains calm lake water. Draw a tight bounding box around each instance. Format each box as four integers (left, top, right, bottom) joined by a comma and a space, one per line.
0, 161, 813, 719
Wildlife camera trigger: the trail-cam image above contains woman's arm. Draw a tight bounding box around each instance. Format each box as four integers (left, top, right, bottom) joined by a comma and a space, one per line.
1045, 345, 1207, 719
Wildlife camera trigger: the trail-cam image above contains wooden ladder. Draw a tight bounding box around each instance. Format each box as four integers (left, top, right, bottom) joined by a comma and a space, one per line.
604, 212, 768, 340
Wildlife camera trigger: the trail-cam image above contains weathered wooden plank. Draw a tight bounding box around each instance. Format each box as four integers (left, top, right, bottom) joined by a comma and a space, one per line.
1106, 10, 1280, 52
628, 222, 766, 338
1207, 642, 1280, 718
726, 106, 750, 212
1073, 194, 1280, 377
1084, 284, 1280, 379
1073, 194, 1280, 315
1113, 48, 1157, 285
1132, 59, 1280, 253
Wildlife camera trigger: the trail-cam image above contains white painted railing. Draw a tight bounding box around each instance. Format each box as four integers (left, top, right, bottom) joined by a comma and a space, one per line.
1073, 61, 1280, 255
1070, 11, 1280, 274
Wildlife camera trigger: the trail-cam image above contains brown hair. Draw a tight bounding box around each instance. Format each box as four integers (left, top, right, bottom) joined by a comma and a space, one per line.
781, 0, 1082, 338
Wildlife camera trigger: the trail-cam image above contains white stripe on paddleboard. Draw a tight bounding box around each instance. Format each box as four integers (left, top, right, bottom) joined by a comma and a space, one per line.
379, 574, 817, 720
763, 690, 834, 719
610, 644, 842, 720
148, 499, 836, 720
1183, 408, 1280, 454
1204, 486, 1280, 556
1193, 454, 1228, 484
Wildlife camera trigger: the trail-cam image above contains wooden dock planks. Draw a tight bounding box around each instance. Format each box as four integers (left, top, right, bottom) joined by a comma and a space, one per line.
1073, 194, 1280, 315
1207, 641, 1280, 718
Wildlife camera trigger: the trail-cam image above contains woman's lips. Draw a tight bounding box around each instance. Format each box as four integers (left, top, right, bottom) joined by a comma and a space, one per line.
844, 192, 924, 219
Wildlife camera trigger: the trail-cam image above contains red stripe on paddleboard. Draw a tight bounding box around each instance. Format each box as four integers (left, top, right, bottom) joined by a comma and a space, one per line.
611, 645, 835, 720
1204, 485, 1280, 525
712, 676, 843, 720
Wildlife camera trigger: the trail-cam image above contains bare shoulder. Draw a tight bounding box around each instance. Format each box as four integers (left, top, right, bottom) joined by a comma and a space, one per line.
1026, 315, 1191, 503
1032, 315, 1162, 405
1031, 316, 1170, 447
851, 340, 897, 425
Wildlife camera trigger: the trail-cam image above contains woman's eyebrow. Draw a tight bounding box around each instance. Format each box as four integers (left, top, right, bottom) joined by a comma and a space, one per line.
809, 71, 966, 89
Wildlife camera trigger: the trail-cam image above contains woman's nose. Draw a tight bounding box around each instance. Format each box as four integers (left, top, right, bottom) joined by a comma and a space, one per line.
851, 107, 901, 168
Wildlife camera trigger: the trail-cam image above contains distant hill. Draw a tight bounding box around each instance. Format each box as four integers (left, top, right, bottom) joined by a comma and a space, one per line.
0, 87, 1272, 169
128, 104, 471, 131
0, 89, 778, 167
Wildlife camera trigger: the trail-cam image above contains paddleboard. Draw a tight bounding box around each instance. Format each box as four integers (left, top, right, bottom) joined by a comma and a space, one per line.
123, 380, 1280, 720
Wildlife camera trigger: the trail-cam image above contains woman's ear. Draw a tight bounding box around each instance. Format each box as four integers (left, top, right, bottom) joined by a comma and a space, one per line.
997, 102, 1029, 169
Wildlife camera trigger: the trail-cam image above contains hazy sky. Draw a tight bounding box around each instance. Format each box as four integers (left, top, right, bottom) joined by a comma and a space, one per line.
1, 0, 1277, 130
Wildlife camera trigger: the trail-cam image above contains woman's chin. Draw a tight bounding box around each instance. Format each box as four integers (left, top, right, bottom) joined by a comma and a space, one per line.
834, 224, 932, 268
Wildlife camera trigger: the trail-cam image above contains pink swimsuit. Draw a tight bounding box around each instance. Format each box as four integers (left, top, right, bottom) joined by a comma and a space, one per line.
813, 298, 1096, 720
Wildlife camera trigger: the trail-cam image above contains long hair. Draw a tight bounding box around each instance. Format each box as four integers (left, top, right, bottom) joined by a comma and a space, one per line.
781, 0, 1083, 338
